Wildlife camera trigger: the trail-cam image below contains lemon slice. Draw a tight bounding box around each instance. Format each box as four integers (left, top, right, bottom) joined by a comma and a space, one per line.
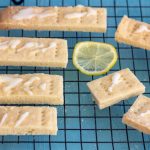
73, 42, 118, 76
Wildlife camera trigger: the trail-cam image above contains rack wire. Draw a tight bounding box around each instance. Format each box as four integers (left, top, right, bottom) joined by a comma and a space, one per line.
0, 0, 150, 150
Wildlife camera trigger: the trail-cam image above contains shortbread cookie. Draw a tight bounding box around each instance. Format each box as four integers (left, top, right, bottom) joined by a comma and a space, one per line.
87, 68, 145, 109
0, 37, 68, 68
0, 6, 107, 32
0, 74, 63, 104
123, 95, 150, 134
115, 16, 150, 50
0, 106, 57, 135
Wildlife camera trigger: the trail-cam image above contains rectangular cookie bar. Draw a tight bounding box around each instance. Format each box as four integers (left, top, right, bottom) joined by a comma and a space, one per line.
123, 95, 150, 134
0, 37, 68, 68
0, 106, 57, 135
87, 68, 145, 109
0, 6, 107, 32
0, 74, 63, 105
115, 16, 150, 50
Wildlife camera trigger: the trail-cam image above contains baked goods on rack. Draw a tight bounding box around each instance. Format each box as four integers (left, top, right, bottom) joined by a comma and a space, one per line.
0, 106, 57, 135
0, 74, 63, 105
0, 37, 68, 68
0, 6, 107, 32
87, 68, 145, 109
123, 95, 150, 134
115, 16, 150, 50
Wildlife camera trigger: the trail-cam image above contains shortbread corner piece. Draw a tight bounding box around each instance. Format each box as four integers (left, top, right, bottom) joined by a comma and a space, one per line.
87, 68, 145, 109
123, 95, 150, 134
115, 15, 150, 50
0, 106, 57, 135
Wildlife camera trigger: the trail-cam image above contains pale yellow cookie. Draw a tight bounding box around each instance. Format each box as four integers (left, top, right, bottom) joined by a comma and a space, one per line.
0, 106, 57, 135
0, 6, 107, 32
87, 68, 145, 109
123, 95, 150, 134
0, 37, 68, 68
115, 16, 150, 50
0, 74, 63, 105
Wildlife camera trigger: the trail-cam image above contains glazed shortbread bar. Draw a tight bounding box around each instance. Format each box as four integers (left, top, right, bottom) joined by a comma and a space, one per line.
87, 68, 145, 109
115, 16, 150, 50
0, 6, 107, 32
0, 74, 63, 104
123, 95, 150, 134
0, 37, 68, 68
0, 106, 57, 135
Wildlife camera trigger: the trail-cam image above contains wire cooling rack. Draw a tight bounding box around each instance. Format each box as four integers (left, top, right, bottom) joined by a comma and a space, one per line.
0, 0, 150, 150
